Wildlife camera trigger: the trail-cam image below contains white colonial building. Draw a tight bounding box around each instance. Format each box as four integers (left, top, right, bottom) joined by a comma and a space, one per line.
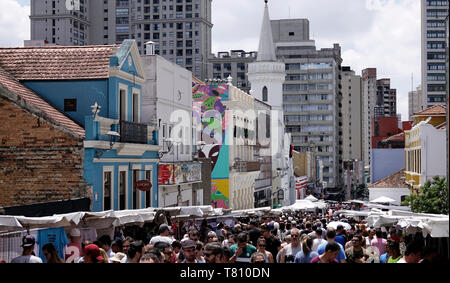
141, 43, 203, 207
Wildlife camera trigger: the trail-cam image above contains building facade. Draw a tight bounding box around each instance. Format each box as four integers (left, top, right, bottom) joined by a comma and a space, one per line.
341, 66, 363, 162
208, 50, 257, 93
376, 78, 397, 118
421, 0, 449, 108
404, 105, 447, 192
0, 66, 88, 208
141, 46, 204, 207
30, 0, 213, 80
0, 40, 160, 212
408, 85, 425, 120
271, 18, 343, 191
192, 81, 264, 210
361, 68, 377, 176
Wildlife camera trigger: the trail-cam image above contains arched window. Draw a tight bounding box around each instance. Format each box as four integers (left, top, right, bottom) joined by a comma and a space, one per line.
262, 86, 268, 102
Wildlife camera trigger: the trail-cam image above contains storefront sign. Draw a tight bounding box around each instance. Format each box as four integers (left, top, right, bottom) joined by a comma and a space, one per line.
135, 180, 152, 191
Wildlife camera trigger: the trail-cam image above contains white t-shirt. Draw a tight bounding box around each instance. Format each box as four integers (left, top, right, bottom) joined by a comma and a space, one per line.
312, 238, 326, 252
11, 255, 42, 263
397, 258, 407, 263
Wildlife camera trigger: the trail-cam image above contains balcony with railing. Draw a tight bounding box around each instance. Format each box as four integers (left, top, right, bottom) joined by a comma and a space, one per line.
119, 120, 148, 144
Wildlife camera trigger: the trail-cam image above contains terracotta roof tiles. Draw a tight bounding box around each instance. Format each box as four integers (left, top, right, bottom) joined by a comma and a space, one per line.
368, 169, 407, 188
0, 45, 117, 81
414, 104, 446, 116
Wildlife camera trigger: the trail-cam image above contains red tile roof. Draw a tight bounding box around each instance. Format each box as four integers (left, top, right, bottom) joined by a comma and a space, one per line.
0, 45, 117, 80
0, 66, 85, 137
414, 104, 446, 116
368, 169, 407, 188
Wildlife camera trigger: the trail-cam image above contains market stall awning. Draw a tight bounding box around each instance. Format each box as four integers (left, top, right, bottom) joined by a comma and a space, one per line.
304, 195, 319, 202
366, 210, 449, 237
0, 215, 24, 232
370, 196, 396, 204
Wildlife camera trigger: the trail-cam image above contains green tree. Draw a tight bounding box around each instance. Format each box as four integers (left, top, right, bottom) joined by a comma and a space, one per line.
401, 176, 449, 215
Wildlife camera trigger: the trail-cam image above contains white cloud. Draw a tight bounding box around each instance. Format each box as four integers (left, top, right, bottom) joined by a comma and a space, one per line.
0, 0, 29, 46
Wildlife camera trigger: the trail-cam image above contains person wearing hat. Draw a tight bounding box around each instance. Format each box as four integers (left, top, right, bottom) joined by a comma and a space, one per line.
180, 239, 198, 263
83, 244, 104, 263
110, 252, 127, 263
65, 228, 82, 263
11, 235, 43, 263
150, 224, 174, 246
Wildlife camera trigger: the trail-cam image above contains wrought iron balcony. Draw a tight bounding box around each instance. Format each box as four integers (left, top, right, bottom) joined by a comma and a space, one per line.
119, 120, 148, 144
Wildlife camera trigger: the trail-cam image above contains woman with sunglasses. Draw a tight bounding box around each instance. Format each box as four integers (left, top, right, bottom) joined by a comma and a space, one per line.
256, 238, 274, 263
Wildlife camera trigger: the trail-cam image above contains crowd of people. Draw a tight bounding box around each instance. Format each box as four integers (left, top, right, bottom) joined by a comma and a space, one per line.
3, 208, 448, 264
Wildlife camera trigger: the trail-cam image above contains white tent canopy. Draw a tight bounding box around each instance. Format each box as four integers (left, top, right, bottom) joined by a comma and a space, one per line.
365, 209, 449, 238
0, 216, 24, 232
304, 195, 319, 202
283, 200, 313, 212
370, 196, 396, 204
0, 205, 229, 233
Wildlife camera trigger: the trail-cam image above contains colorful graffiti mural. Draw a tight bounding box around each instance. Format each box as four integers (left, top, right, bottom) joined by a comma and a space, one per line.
193, 83, 230, 208
211, 179, 229, 208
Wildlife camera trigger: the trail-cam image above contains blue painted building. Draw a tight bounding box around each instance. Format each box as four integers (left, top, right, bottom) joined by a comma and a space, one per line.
0, 40, 160, 211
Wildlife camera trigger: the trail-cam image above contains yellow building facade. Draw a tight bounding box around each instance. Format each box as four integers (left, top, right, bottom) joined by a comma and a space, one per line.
405, 105, 447, 193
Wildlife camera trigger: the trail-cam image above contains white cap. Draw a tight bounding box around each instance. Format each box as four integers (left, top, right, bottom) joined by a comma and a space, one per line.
70, 228, 81, 237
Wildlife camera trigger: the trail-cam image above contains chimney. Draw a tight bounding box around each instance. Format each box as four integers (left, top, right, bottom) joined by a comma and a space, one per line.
144, 41, 155, 55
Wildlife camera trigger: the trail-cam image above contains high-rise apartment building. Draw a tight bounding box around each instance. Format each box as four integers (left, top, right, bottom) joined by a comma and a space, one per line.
361, 68, 377, 174
376, 78, 397, 118
421, 0, 449, 108
30, 0, 213, 80
361, 68, 398, 182
30, 0, 91, 46
341, 67, 363, 162
408, 85, 424, 120
270, 19, 343, 191
208, 50, 257, 93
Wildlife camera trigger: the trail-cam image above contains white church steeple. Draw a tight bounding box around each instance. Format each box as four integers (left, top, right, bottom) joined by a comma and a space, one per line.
257, 0, 277, 62
248, 0, 285, 111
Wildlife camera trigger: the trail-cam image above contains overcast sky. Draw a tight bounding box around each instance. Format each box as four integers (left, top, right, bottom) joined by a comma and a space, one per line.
1, 0, 421, 121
